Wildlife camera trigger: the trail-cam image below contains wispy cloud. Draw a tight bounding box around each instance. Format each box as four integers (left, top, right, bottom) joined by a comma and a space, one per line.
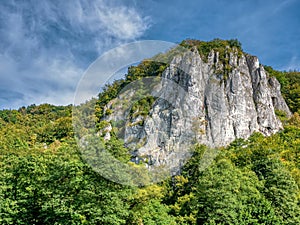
281, 56, 300, 71
0, 0, 150, 109
272, 0, 297, 14
97, 6, 150, 40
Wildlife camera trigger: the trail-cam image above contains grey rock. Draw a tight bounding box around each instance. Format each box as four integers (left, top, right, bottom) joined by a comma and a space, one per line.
102, 47, 291, 172
268, 76, 292, 117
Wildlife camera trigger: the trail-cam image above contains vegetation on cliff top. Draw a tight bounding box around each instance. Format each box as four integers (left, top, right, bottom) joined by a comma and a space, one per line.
180, 38, 243, 61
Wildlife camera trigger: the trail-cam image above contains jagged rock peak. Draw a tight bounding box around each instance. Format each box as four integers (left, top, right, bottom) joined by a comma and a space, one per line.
100, 41, 291, 171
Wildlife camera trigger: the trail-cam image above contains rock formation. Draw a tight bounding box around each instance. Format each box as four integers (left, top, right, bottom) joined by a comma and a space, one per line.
101, 46, 291, 171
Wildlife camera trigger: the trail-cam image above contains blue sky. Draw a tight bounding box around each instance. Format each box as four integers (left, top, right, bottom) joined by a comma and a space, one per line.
0, 0, 299, 109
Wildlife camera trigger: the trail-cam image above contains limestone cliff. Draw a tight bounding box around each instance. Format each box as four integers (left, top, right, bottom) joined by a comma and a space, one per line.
101, 46, 291, 170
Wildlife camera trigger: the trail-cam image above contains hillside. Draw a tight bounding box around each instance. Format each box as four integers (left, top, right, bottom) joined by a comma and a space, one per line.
1, 39, 300, 224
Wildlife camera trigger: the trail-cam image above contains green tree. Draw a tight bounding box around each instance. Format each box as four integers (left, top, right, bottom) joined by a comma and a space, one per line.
195, 159, 281, 225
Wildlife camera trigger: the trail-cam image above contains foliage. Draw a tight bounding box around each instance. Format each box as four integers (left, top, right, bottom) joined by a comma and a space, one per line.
0, 142, 132, 225
1, 100, 300, 225
179, 38, 243, 81
104, 136, 131, 163
129, 96, 156, 120
95, 60, 167, 122
180, 38, 243, 62
195, 159, 281, 225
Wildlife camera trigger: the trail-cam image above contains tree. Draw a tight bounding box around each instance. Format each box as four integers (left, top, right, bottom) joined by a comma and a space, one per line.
195, 159, 281, 225
252, 157, 300, 224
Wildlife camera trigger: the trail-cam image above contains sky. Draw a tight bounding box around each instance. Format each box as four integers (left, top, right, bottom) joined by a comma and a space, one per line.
0, 0, 299, 109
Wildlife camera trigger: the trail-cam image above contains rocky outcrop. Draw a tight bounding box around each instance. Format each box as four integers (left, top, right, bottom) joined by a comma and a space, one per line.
101, 47, 291, 171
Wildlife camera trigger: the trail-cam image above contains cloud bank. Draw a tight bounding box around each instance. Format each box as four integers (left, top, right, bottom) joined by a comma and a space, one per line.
0, 0, 150, 109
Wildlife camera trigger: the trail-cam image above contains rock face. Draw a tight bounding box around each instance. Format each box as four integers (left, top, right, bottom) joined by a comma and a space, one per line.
102, 47, 291, 171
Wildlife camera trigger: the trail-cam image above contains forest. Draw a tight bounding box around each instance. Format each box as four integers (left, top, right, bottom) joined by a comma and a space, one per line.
1, 40, 300, 224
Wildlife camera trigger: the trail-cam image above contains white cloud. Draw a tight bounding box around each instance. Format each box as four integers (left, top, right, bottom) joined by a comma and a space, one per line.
96, 5, 150, 40
0, 52, 84, 108
0, 0, 150, 109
